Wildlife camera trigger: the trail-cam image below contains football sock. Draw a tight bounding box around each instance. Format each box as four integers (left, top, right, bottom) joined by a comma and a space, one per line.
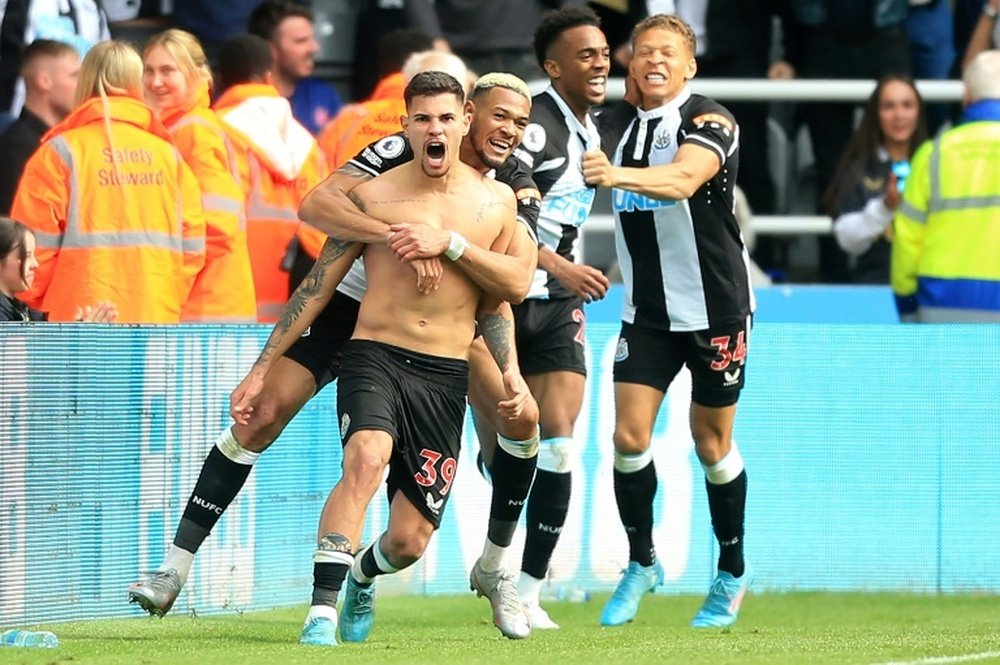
613, 449, 658, 567
172, 429, 258, 559
484, 431, 539, 554
354, 536, 401, 583
521, 469, 571, 580
703, 445, 747, 578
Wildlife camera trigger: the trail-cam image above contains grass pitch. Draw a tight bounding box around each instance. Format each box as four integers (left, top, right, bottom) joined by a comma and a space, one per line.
3, 592, 1000, 664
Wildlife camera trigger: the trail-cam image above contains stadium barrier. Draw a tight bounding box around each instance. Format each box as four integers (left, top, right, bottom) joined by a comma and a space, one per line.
1, 290, 997, 626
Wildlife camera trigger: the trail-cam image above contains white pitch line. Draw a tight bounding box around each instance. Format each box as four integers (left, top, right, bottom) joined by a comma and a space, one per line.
876, 651, 1000, 665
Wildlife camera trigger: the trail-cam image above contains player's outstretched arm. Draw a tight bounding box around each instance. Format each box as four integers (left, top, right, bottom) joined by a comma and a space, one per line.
582, 143, 720, 200
298, 163, 389, 243
230, 238, 361, 423
477, 298, 532, 420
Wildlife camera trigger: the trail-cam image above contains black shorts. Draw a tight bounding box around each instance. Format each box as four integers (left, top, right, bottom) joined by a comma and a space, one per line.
513, 297, 586, 377
283, 291, 361, 391
336, 339, 469, 528
613, 319, 751, 408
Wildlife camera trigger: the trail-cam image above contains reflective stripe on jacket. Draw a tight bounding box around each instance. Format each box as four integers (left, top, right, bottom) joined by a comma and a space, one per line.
11, 94, 206, 322
215, 83, 329, 322
164, 84, 257, 323
891, 113, 1000, 322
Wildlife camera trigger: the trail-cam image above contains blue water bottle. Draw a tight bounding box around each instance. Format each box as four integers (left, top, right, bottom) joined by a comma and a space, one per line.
1, 629, 60, 648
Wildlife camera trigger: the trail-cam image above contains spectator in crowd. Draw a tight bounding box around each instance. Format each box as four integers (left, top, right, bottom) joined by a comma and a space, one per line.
0, 39, 79, 215
906, 0, 955, 133
677, 0, 778, 216
143, 29, 258, 323
213, 34, 328, 322
825, 76, 927, 284
0, 0, 109, 122
171, 0, 270, 66
0, 216, 116, 322
247, 0, 343, 135
318, 28, 434, 168
405, 0, 588, 83
962, 0, 1000, 69
771, 0, 911, 283
11, 40, 205, 323
350, 0, 412, 101
891, 50, 1000, 322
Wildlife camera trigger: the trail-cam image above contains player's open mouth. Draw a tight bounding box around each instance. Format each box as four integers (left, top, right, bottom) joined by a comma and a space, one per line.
487, 137, 512, 155
644, 73, 667, 84
426, 141, 446, 166
588, 76, 607, 94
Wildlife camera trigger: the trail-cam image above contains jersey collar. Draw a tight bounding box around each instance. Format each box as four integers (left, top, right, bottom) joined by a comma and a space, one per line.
635, 84, 692, 121
543, 85, 600, 151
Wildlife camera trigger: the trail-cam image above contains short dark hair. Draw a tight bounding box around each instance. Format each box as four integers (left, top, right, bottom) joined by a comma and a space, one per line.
378, 28, 433, 78
20, 39, 76, 76
533, 6, 601, 69
218, 34, 274, 91
247, 0, 312, 42
0, 217, 32, 281
404, 71, 465, 108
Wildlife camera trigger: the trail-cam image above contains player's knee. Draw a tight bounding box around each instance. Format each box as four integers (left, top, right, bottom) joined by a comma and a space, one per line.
342, 435, 390, 486
536, 436, 575, 473
691, 422, 731, 464
382, 524, 432, 565
235, 395, 297, 452
499, 401, 539, 442
613, 424, 652, 455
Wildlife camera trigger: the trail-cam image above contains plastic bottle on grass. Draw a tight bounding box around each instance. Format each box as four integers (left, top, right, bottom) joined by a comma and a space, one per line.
1, 629, 59, 648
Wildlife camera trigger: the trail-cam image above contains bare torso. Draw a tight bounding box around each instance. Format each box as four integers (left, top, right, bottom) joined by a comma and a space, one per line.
350, 160, 515, 359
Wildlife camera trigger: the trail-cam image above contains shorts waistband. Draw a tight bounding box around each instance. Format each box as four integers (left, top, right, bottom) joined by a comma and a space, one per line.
344, 339, 469, 388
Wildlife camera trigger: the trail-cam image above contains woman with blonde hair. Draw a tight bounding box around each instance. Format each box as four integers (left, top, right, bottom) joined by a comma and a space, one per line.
144, 29, 257, 322
11, 40, 206, 323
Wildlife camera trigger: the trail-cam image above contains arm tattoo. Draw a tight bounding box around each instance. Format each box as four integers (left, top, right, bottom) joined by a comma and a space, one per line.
479, 312, 512, 371
338, 162, 374, 180
475, 183, 518, 225
255, 237, 355, 367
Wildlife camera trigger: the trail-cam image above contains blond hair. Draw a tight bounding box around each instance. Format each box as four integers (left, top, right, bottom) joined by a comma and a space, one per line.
145, 29, 214, 94
631, 14, 697, 56
75, 40, 144, 107
74, 41, 146, 197
471, 72, 531, 103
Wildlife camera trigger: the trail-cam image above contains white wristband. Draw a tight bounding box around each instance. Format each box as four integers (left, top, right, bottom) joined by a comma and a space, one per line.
444, 231, 467, 261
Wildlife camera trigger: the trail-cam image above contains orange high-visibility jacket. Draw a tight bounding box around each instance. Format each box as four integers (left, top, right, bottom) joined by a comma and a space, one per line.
163, 83, 257, 322
215, 83, 329, 322
11, 94, 206, 323
318, 71, 406, 169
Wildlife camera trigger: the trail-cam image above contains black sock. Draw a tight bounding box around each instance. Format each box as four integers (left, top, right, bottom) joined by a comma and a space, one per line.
706, 470, 747, 577
521, 469, 571, 579
311, 561, 349, 607
486, 444, 537, 547
613, 461, 658, 567
173, 445, 253, 552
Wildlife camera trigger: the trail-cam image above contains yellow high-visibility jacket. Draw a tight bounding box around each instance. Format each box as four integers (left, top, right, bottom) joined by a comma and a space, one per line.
891, 110, 1000, 322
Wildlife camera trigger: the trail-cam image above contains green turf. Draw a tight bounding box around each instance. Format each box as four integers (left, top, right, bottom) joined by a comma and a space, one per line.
3, 593, 1000, 664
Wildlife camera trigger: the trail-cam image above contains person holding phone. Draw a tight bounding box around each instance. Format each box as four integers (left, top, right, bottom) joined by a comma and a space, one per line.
823, 75, 927, 284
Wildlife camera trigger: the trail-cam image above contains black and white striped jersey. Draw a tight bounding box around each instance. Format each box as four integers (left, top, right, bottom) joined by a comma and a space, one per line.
333, 131, 541, 301
600, 87, 754, 332
514, 87, 601, 300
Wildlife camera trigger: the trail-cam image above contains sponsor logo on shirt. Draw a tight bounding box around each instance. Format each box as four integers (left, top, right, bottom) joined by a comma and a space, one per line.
613, 189, 676, 213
